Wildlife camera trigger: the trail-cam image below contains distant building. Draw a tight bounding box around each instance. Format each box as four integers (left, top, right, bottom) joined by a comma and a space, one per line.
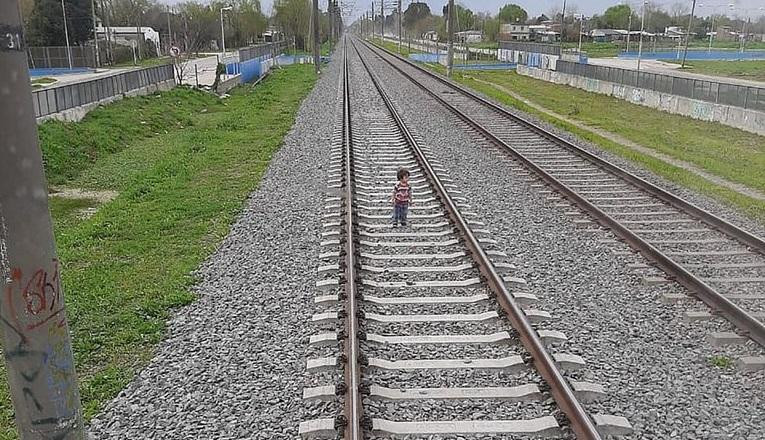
422, 30, 438, 41
589, 29, 626, 42
529, 25, 559, 42
500, 24, 530, 41
455, 30, 483, 43
663, 26, 685, 39
96, 26, 160, 53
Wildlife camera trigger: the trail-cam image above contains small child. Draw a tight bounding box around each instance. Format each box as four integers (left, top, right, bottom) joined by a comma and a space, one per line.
392, 167, 413, 227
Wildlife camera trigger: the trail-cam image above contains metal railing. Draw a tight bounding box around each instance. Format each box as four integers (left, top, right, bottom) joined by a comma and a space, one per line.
32, 64, 175, 118
555, 60, 765, 112
499, 41, 561, 56
239, 40, 288, 62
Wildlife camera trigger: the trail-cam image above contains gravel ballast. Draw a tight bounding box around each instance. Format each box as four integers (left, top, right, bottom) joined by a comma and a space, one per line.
358, 42, 765, 439
88, 61, 341, 439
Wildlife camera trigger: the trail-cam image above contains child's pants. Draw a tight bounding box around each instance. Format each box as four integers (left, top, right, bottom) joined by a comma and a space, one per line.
393, 203, 409, 225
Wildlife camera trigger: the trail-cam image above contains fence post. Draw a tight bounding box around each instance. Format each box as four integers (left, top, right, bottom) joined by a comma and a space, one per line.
0, 2, 85, 439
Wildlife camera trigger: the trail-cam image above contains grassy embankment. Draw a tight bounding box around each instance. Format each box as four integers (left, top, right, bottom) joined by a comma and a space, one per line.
666, 59, 765, 82
449, 69, 765, 220
371, 41, 765, 221
30, 77, 57, 89
0, 65, 317, 439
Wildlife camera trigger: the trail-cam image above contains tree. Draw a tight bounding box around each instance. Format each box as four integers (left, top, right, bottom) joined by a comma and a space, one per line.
484, 17, 500, 42
403, 1, 430, 29
228, 0, 268, 48
27, 0, 94, 46
273, 0, 311, 49
601, 4, 632, 29
670, 2, 689, 20
497, 4, 528, 24
442, 4, 474, 31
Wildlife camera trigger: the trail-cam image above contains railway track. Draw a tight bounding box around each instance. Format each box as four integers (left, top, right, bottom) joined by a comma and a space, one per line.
299, 38, 632, 439
358, 39, 765, 368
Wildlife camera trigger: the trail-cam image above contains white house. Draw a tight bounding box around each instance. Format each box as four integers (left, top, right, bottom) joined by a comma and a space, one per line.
96, 26, 161, 53
455, 30, 482, 43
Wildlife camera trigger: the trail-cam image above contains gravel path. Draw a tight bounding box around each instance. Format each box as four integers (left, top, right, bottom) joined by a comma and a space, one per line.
88, 61, 340, 439
359, 44, 765, 439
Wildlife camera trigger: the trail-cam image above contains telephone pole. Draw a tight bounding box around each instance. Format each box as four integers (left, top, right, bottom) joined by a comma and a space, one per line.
1, 1, 85, 439
329, 0, 334, 53
312, 0, 320, 73
397, 0, 402, 53
681, 0, 697, 68
446, 0, 454, 77
91, 0, 100, 66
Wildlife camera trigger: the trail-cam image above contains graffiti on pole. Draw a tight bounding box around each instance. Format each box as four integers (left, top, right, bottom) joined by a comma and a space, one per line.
2, 258, 81, 437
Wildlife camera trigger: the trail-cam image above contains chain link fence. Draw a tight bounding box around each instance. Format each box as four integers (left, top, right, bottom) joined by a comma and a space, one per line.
556, 60, 765, 112
239, 41, 288, 63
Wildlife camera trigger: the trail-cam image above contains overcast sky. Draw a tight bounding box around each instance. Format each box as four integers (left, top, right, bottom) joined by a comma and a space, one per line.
257, 0, 765, 20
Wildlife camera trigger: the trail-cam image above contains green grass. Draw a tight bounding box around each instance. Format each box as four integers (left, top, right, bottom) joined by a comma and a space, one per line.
371, 36, 765, 221
31, 76, 57, 85
39, 88, 217, 185
563, 42, 622, 58
373, 37, 422, 57
666, 59, 765, 82
0, 65, 317, 439
447, 70, 765, 220
709, 355, 734, 368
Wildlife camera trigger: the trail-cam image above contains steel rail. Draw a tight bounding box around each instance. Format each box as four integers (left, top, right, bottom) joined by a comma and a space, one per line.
351, 38, 603, 440
366, 42, 765, 256
360, 40, 765, 348
341, 38, 364, 440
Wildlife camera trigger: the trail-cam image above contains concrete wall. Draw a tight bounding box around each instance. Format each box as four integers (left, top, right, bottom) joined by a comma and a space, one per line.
518, 65, 765, 137
216, 74, 241, 95
36, 79, 175, 124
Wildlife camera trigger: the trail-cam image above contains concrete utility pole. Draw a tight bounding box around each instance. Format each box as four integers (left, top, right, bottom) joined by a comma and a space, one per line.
371, 2, 375, 39
636, 0, 647, 83
397, 0, 402, 53
91, 0, 100, 66
220, 5, 232, 56
166, 5, 172, 55
101, 0, 113, 64
61, 0, 73, 69
626, 12, 632, 52
329, 0, 334, 53
312, 0, 319, 73
0, 1, 85, 439
380, 0, 384, 40
446, 0, 454, 77
560, 0, 567, 44
681, 0, 697, 68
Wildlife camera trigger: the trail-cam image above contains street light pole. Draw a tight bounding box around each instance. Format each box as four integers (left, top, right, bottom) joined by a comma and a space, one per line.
220, 5, 232, 56
636, 0, 647, 78
91, 0, 100, 66
1, 1, 85, 438
446, 0, 454, 77
312, 0, 319, 73
398, 0, 402, 53
681, 0, 697, 68
61, 0, 73, 69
